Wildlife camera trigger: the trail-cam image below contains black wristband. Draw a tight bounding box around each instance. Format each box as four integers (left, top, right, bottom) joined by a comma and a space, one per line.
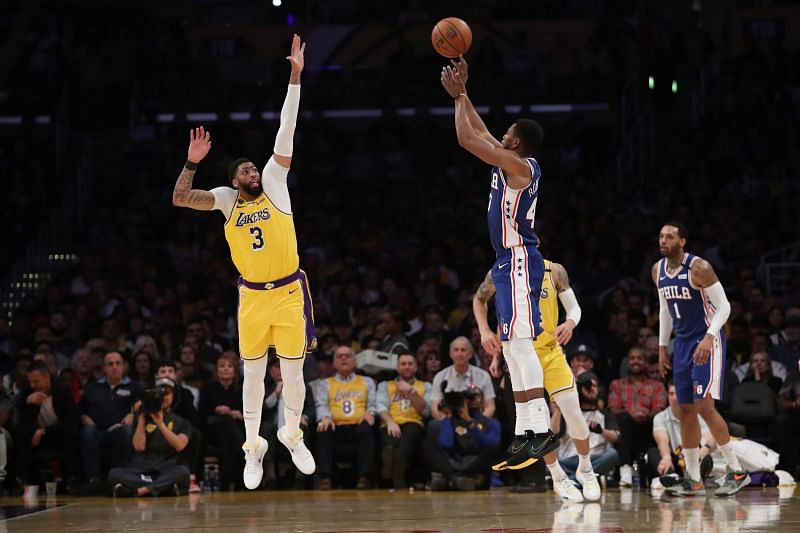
185, 160, 199, 171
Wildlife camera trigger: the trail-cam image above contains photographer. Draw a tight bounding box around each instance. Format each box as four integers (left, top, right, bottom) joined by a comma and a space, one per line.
422, 383, 500, 491
553, 372, 619, 480
109, 378, 191, 497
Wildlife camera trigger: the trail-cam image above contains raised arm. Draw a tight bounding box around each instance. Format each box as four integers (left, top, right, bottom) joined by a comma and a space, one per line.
272, 34, 305, 170
441, 67, 531, 188
449, 56, 502, 148
172, 126, 215, 210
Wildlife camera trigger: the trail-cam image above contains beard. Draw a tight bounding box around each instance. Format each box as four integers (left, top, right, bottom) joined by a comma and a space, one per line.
241, 182, 263, 196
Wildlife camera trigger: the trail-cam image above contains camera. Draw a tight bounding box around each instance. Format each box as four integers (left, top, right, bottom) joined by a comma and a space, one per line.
440, 380, 478, 412
142, 387, 165, 414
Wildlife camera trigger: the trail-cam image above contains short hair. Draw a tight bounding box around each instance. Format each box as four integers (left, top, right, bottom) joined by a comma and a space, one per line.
156, 360, 176, 372
28, 360, 50, 376
229, 157, 253, 181
398, 353, 416, 362
664, 220, 688, 240
384, 308, 405, 324
513, 119, 544, 155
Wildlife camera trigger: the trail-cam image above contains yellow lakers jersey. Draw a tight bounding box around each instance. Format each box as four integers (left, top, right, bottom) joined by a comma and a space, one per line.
385, 379, 425, 427
535, 260, 558, 350
328, 375, 368, 426
224, 192, 299, 282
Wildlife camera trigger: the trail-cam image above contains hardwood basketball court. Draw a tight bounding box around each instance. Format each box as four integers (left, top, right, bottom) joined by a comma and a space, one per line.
1, 487, 797, 532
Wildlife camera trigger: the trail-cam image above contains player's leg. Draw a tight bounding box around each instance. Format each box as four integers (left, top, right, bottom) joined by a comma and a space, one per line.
237, 287, 272, 489
272, 282, 316, 475
667, 342, 706, 496
552, 388, 599, 501
692, 334, 749, 496
492, 351, 530, 471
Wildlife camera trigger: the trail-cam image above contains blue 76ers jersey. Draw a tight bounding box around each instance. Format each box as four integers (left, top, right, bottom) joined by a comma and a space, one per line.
657, 253, 716, 340
488, 158, 541, 255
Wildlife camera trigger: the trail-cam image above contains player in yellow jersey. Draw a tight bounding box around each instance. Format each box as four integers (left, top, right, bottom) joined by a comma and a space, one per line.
171, 34, 315, 490
473, 260, 600, 501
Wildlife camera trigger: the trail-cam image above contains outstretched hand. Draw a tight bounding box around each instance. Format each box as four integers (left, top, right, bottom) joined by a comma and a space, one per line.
450, 55, 468, 86
286, 34, 306, 74
440, 66, 465, 98
187, 126, 211, 163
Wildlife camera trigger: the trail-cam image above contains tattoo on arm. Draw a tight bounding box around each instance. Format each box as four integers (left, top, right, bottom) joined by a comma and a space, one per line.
552, 263, 571, 293
475, 270, 496, 302
172, 167, 215, 210
691, 259, 719, 288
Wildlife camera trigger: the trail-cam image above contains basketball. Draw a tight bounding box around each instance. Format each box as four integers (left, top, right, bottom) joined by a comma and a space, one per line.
431, 17, 472, 58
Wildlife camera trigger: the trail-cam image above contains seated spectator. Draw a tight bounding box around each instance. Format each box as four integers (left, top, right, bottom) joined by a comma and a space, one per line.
130, 350, 156, 389
69, 348, 95, 403
647, 381, 718, 483
173, 360, 200, 409
314, 346, 377, 490
737, 351, 785, 393
409, 305, 453, 356
376, 353, 431, 489
17, 361, 80, 491
568, 344, 597, 378
423, 385, 500, 491
80, 351, 142, 482
199, 353, 244, 491
608, 347, 666, 487
553, 371, 619, 481
155, 361, 202, 493
0, 395, 12, 488
262, 355, 315, 489
776, 368, 800, 478
421, 350, 443, 384
430, 337, 495, 421
110, 377, 190, 497
376, 309, 411, 355
178, 343, 211, 387
4, 353, 32, 397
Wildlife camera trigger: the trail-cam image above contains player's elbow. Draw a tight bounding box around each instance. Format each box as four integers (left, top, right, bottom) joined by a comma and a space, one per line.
172, 193, 186, 207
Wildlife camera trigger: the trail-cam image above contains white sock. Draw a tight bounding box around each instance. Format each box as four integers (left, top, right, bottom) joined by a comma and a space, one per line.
578, 453, 593, 472
242, 357, 268, 447
718, 441, 743, 471
527, 397, 550, 434
279, 357, 306, 441
547, 460, 567, 482
514, 402, 528, 435
684, 447, 701, 481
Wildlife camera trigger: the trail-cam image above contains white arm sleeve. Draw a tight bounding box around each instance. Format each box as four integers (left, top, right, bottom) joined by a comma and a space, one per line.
210, 187, 238, 220
262, 157, 292, 214
557, 288, 581, 326
658, 289, 673, 346
704, 281, 731, 337
274, 84, 300, 157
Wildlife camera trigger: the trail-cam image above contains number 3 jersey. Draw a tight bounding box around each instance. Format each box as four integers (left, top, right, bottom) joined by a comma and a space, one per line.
212, 177, 299, 283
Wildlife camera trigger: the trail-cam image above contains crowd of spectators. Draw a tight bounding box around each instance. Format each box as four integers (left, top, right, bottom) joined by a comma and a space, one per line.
2, 0, 800, 497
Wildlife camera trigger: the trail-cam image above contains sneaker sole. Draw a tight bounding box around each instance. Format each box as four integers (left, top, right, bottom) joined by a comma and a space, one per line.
492, 460, 510, 471
243, 437, 268, 490
277, 428, 316, 475
506, 457, 539, 471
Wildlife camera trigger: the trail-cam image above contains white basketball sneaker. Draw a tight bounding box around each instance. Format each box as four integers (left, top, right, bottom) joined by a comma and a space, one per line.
278, 426, 316, 475
553, 477, 584, 502
576, 468, 601, 501
242, 436, 268, 490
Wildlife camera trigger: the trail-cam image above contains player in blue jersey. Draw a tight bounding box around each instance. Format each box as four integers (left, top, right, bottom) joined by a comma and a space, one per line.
441, 57, 559, 468
654, 222, 750, 497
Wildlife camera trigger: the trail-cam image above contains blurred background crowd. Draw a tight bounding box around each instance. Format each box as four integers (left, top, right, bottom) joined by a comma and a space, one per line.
1, 0, 800, 495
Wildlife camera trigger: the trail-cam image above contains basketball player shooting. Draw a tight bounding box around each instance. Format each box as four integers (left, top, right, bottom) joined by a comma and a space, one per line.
474, 260, 600, 502
654, 222, 750, 497
441, 57, 559, 464
172, 34, 316, 489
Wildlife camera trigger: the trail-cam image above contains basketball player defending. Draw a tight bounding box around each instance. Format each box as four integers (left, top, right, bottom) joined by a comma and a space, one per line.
172, 34, 316, 489
654, 222, 749, 497
474, 261, 600, 502
441, 57, 559, 461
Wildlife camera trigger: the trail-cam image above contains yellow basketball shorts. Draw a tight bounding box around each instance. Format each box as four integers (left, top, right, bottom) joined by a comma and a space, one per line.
236, 270, 317, 360
537, 343, 576, 397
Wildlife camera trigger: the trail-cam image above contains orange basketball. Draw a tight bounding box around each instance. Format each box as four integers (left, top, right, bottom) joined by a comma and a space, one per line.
431, 17, 472, 58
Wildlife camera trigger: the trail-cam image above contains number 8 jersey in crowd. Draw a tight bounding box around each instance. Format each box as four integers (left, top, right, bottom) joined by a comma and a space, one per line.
487, 158, 545, 341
